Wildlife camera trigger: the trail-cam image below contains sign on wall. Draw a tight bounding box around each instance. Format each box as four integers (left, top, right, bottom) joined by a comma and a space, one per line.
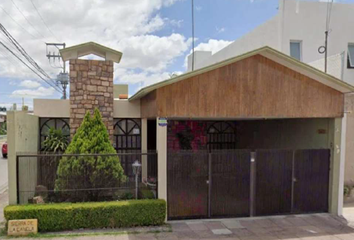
158, 118, 168, 127
8, 219, 38, 236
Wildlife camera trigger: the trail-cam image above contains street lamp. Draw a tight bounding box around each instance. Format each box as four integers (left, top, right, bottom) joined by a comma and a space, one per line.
132, 160, 141, 199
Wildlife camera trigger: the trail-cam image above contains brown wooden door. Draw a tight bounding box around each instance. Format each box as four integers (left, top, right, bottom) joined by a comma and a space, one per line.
293, 149, 330, 213
167, 151, 209, 220
255, 150, 293, 216
210, 150, 251, 217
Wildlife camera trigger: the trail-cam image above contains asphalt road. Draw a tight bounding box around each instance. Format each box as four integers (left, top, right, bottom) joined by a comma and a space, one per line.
0, 142, 7, 194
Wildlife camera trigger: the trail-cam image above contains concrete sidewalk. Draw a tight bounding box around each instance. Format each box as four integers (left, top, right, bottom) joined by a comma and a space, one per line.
1, 188, 354, 239
1, 213, 353, 240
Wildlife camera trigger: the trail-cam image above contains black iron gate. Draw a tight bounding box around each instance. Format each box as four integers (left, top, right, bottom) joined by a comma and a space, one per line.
167, 149, 330, 220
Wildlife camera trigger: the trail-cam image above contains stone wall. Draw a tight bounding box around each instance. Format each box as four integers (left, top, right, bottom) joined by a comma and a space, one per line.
69, 59, 114, 140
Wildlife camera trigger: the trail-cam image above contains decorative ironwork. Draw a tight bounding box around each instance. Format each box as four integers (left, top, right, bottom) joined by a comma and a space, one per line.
39, 118, 70, 150
113, 119, 141, 151
207, 121, 237, 151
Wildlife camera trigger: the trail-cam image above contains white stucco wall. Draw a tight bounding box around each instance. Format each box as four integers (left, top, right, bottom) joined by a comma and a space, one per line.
188, 0, 354, 85
33, 99, 141, 118
7, 111, 39, 204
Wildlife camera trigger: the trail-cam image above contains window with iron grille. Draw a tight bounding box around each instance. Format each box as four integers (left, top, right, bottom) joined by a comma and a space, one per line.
113, 118, 141, 152
39, 118, 70, 151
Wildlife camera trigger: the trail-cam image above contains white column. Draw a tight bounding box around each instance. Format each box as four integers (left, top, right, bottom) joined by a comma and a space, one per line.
338, 114, 347, 215
330, 117, 344, 215
141, 118, 147, 181
156, 117, 167, 201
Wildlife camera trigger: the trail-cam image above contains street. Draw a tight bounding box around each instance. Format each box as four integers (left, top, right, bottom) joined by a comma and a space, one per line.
0, 141, 7, 195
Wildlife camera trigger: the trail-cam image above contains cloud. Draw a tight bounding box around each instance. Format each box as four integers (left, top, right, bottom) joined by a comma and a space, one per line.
194, 39, 232, 53
183, 39, 232, 69
19, 80, 41, 89
116, 33, 192, 72
11, 86, 55, 98
0, 0, 192, 98
216, 27, 226, 34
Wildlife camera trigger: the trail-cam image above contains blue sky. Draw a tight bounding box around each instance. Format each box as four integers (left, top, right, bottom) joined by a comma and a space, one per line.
0, 0, 354, 109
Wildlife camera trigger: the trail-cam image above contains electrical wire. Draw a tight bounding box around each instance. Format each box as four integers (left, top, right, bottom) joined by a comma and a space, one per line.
9, 0, 45, 39
29, 0, 60, 42
0, 41, 61, 93
0, 5, 38, 39
0, 24, 58, 87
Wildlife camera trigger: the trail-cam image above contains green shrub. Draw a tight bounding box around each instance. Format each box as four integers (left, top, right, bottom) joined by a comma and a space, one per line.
4, 199, 166, 232
55, 109, 126, 201
42, 128, 69, 153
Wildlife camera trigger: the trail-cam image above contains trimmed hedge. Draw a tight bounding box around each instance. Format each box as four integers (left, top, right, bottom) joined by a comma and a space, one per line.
4, 199, 166, 232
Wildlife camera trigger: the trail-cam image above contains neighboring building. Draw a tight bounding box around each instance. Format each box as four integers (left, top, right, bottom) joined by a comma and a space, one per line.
187, 0, 354, 186
7, 43, 354, 219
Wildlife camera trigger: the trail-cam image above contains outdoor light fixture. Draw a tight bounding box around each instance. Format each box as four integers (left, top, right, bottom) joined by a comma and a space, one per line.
132, 160, 142, 199
132, 160, 141, 175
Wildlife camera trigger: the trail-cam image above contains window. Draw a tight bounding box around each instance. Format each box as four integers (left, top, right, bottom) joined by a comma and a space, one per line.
347, 44, 354, 68
290, 41, 302, 61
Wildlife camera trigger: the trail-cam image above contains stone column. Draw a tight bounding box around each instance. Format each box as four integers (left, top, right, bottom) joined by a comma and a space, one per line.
69, 59, 114, 140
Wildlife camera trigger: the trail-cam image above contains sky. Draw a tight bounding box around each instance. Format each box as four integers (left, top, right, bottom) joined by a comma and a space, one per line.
0, 0, 354, 109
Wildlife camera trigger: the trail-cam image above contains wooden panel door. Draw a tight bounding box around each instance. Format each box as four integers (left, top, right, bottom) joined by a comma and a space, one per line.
167, 151, 209, 219
210, 150, 251, 217
255, 150, 293, 216
293, 149, 330, 213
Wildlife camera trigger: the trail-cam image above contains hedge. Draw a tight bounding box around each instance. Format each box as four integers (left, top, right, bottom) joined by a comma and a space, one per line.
4, 199, 166, 232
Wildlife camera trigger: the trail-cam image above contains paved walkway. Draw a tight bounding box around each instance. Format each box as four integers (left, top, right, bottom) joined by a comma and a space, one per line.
0, 213, 351, 239
1, 188, 354, 239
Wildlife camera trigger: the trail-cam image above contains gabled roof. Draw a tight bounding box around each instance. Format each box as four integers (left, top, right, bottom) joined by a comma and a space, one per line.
129, 46, 354, 101
60, 42, 123, 63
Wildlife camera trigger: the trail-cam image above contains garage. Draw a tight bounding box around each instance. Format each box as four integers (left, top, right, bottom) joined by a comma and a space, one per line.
130, 47, 354, 220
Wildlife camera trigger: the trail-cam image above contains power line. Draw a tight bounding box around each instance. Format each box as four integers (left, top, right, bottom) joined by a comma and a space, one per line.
0, 24, 57, 86
9, 0, 45, 39
0, 41, 61, 93
0, 5, 38, 39
29, 0, 60, 42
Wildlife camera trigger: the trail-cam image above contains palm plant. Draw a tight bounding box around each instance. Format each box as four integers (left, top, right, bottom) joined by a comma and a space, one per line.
42, 128, 69, 153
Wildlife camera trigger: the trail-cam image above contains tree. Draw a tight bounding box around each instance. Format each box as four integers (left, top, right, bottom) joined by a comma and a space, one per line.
55, 108, 126, 201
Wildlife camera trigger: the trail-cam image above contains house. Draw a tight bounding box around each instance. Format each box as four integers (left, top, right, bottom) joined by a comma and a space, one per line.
7, 43, 354, 219
187, 0, 354, 190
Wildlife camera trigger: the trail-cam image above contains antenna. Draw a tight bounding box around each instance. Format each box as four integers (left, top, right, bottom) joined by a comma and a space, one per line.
318, 0, 334, 73
191, 0, 195, 71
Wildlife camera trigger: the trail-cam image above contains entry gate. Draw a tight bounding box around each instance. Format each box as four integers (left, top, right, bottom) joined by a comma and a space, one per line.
167, 149, 330, 220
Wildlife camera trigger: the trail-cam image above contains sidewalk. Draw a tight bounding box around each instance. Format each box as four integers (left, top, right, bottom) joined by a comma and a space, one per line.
0, 190, 7, 227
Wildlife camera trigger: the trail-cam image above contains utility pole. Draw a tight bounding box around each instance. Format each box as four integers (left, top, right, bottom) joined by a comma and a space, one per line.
46, 43, 69, 99
191, 0, 195, 71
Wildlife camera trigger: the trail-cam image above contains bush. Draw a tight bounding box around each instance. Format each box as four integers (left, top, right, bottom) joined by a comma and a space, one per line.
55, 109, 126, 201
4, 199, 166, 232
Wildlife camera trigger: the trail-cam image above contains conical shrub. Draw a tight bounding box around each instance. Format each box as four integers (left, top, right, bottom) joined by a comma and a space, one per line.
55, 108, 126, 201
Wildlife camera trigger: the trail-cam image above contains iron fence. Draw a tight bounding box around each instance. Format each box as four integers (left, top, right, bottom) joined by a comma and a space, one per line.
16, 152, 157, 204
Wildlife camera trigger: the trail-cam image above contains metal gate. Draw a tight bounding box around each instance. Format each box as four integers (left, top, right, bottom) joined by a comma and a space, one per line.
167, 149, 330, 219
255, 149, 330, 216
167, 150, 251, 220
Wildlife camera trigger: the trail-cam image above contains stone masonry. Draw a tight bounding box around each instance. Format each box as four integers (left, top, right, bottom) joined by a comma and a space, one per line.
69, 59, 114, 140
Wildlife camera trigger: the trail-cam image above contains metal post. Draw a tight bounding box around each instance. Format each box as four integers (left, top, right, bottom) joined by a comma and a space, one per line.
208, 153, 212, 218
291, 150, 296, 213
135, 172, 139, 200
16, 155, 20, 204
250, 152, 256, 217
324, 30, 328, 73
